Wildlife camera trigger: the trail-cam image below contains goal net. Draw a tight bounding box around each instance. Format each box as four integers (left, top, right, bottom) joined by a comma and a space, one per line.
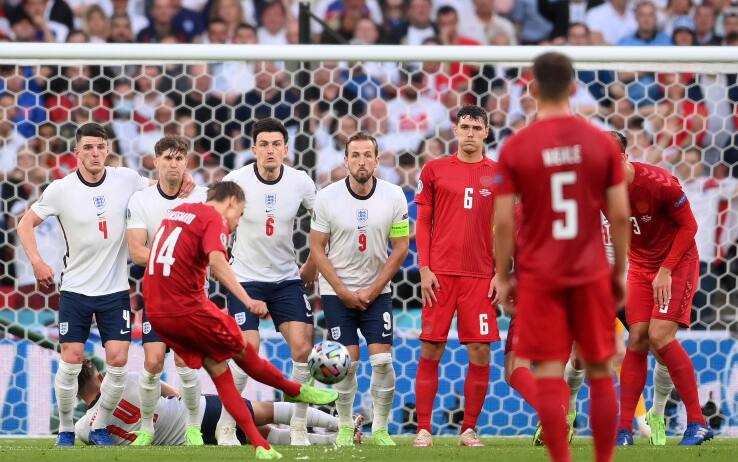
0, 44, 737, 437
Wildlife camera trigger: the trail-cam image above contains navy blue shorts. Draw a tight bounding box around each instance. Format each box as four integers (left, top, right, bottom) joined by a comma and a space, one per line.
322, 293, 393, 346
59, 290, 131, 344
200, 394, 255, 445
227, 279, 312, 331
140, 308, 163, 344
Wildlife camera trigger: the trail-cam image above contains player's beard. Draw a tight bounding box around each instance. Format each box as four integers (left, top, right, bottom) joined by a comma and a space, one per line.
352, 169, 372, 184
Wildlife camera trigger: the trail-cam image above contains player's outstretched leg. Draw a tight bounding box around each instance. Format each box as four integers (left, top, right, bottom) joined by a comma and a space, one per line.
367, 353, 396, 446
333, 361, 359, 446
216, 361, 248, 445
54, 358, 82, 447
646, 361, 673, 446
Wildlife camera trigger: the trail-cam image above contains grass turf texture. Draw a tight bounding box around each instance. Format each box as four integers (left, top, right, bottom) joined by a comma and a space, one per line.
1, 437, 737, 461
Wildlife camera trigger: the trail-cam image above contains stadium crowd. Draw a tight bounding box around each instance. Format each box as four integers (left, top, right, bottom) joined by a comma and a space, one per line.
1, 0, 738, 329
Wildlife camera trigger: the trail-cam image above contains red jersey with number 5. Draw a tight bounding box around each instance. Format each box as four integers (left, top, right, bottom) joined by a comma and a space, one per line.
494, 116, 625, 288
143, 203, 229, 317
414, 155, 497, 278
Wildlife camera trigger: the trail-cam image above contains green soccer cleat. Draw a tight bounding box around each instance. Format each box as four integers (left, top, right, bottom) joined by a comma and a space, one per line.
130, 430, 154, 446
368, 429, 396, 446
647, 409, 667, 446
184, 425, 204, 446
255, 446, 283, 460
285, 384, 338, 406
532, 423, 543, 446
335, 426, 355, 447
567, 410, 577, 443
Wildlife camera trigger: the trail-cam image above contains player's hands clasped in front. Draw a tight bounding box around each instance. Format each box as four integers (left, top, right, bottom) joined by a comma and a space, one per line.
299, 264, 318, 290
652, 267, 672, 311
355, 287, 378, 306
420, 267, 440, 307
32, 258, 55, 288
246, 298, 268, 317
338, 289, 367, 311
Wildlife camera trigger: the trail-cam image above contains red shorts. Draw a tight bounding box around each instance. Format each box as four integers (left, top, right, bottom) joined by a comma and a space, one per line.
420, 274, 500, 343
147, 302, 245, 370
504, 315, 517, 355
626, 260, 698, 328
515, 276, 616, 363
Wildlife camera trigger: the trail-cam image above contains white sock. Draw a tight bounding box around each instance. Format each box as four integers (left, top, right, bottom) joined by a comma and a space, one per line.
177, 366, 201, 428
218, 361, 248, 428
266, 427, 337, 445
652, 362, 674, 416
564, 360, 585, 413
369, 353, 395, 432
272, 402, 339, 431
138, 369, 161, 433
93, 364, 127, 430
290, 361, 311, 431
333, 361, 359, 428
54, 360, 82, 433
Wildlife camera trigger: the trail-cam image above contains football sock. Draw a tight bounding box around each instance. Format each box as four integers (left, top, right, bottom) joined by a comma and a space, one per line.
211, 368, 269, 449
333, 361, 359, 428
93, 364, 127, 430
536, 377, 572, 462
415, 357, 439, 433
290, 361, 311, 431
618, 349, 648, 431
589, 376, 617, 462
652, 361, 674, 416
509, 366, 539, 411
657, 340, 706, 424
462, 362, 490, 432
218, 361, 248, 428
266, 427, 336, 445
177, 366, 202, 428
370, 353, 395, 432
564, 360, 585, 413
138, 369, 161, 433
272, 402, 339, 431
54, 360, 82, 433
233, 343, 301, 397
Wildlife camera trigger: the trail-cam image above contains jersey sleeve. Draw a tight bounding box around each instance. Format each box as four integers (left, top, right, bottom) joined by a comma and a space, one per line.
310, 191, 331, 233
126, 193, 147, 229
414, 163, 435, 206
494, 140, 519, 196
301, 172, 317, 210
193, 186, 208, 202
222, 170, 235, 182
30, 180, 61, 220
662, 176, 690, 216
390, 188, 410, 238
120, 166, 150, 191
201, 211, 228, 257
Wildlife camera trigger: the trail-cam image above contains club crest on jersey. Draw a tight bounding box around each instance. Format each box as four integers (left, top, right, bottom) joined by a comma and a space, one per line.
235, 312, 246, 325
331, 327, 341, 340
59, 322, 68, 336
93, 195, 106, 209
143, 322, 152, 334
265, 193, 276, 212
357, 209, 369, 224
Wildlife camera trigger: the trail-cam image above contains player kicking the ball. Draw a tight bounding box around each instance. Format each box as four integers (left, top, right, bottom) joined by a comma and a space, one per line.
310, 132, 409, 446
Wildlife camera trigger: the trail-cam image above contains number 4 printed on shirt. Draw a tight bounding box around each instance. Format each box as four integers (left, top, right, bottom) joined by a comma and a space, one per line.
98, 219, 108, 239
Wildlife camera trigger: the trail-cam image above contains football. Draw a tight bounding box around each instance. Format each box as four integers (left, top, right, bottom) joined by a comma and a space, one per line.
307, 341, 351, 384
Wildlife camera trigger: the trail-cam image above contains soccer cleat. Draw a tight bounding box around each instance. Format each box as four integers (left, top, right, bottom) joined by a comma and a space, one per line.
458, 428, 484, 447
56, 431, 75, 447
289, 428, 311, 446
678, 423, 714, 446
616, 428, 634, 446
335, 425, 355, 446
413, 429, 433, 447
286, 385, 338, 406
646, 410, 666, 446
532, 423, 543, 446
215, 423, 240, 446
255, 446, 283, 460
89, 428, 114, 446
130, 430, 154, 446
368, 428, 396, 446
184, 425, 204, 446
567, 410, 577, 443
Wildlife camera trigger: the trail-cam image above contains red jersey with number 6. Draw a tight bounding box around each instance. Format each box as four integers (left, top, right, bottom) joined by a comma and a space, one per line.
143, 203, 229, 317
414, 155, 497, 278
494, 116, 625, 288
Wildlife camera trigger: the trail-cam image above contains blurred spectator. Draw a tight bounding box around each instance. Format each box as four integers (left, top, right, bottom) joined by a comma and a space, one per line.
182, 63, 232, 156
586, 0, 636, 45
137, 0, 189, 43
316, 114, 356, 185
322, 0, 376, 43
203, 17, 228, 43
672, 15, 696, 45
618, 1, 671, 45
321, 0, 383, 30
663, 0, 694, 35
234, 61, 300, 137
209, 0, 251, 40
211, 23, 257, 103
721, 7, 738, 42
109, 13, 135, 43
9, 0, 72, 42
132, 96, 176, 169
510, 0, 553, 44
694, 3, 721, 45
402, 0, 436, 45
66, 28, 88, 42
257, 0, 288, 45
536, 0, 602, 41
459, 0, 517, 45
84, 5, 109, 42
133, 65, 166, 120
0, 66, 47, 138
0, 117, 26, 177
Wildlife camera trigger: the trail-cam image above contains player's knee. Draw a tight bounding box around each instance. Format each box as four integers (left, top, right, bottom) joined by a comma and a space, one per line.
626, 330, 650, 352
420, 341, 446, 360
60, 349, 84, 364
467, 343, 491, 365
647, 326, 675, 350
144, 357, 164, 374
291, 340, 313, 362
584, 360, 612, 379
105, 351, 128, 368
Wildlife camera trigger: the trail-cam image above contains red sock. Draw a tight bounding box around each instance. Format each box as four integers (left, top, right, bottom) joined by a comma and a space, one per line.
618, 349, 648, 431
211, 368, 270, 449
509, 367, 538, 411
536, 378, 571, 462
234, 342, 301, 397
589, 376, 617, 462
657, 340, 706, 424
415, 357, 439, 433
462, 362, 490, 432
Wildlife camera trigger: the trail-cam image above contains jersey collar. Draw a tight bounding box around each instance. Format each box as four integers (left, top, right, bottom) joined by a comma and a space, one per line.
157, 182, 180, 200
254, 163, 284, 185
76, 169, 106, 187
345, 176, 377, 200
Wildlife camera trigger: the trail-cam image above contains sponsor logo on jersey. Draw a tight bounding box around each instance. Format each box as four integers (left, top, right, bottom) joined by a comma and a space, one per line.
479, 188, 492, 197
641, 215, 652, 222
59, 322, 68, 336
93, 195, 106, 209
265, 193, 277, 212
235, 312, 246, 325
674, 194, 687, 208
142, 322, 152, 334
331, 327, 341, 340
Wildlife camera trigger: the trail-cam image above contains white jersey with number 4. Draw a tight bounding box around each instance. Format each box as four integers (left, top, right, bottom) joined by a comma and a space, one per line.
31, 167, 149, 296
311, 177, 409, 296
127, 184, 209, 241
223, 164, 316, 282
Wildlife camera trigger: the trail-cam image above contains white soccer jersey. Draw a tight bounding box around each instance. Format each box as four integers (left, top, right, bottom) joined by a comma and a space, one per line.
127, 184, 208, 240
75, 375, 206, 446
31, 167, 149, 296
311, 177, 409, 296
224, 163, 316, 282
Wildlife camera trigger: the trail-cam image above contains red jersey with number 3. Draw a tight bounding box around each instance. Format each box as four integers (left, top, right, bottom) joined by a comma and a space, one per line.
627, 162, 698, 273
143, 203, 229, 317
494, 116, 625, 288
414, 155, 497, 278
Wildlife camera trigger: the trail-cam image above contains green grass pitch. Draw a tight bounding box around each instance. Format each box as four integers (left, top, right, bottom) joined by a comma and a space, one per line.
1, 437, 738, 462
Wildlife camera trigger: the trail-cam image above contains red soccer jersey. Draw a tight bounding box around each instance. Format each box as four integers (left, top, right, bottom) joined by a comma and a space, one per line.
627, 162, 698, 273
143, 203, 229, 317
495, 116, 625, 288
414, 155, 496, 278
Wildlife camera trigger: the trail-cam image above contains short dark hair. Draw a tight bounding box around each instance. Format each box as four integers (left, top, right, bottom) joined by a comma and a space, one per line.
607, 131, 627, 152
77, 359, 98, 398
252, 118, 288, 144
456, 105, 488, 126
154, 135, 189, 157
532, 52, 575, 101
437, 5, 457, 17
75, 123, 107, 143
345, 132, 379, 157
237, 22, 257, 34
208, 181, 245, 202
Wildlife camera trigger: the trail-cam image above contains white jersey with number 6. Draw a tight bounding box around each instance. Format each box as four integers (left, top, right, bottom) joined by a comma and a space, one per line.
30, 167, 149, 296
311, 177, 409, 296
223, 164, 316, 282
126, 184, 208, 241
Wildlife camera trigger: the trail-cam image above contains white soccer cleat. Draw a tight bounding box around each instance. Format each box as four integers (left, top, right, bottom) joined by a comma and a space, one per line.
290, 428, 312, 446
413, 429, 433, 448
459, 428, 485, 447
216, 423, 240, 446
635, 414, 652, 439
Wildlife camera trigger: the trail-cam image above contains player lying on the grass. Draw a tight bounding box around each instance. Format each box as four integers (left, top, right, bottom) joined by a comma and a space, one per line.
74, 360, 360, 446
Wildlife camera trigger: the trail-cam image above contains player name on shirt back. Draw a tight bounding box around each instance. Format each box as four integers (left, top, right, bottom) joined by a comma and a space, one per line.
164, 210, 197, 224
542, 145, 582, 167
